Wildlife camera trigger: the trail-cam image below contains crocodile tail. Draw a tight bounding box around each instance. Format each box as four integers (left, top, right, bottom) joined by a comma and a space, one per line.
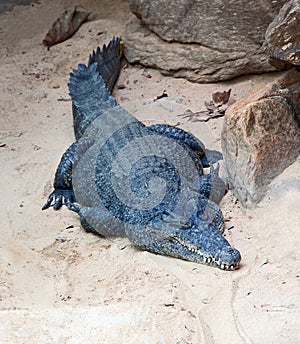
70, 37, 122, 139
88, 36, 123, 94
69, 63, 118, 139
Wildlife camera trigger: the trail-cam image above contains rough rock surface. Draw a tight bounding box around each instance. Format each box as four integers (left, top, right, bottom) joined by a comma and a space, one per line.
221, 68, 300, 208
125, 0, 286, 82
264, 0, 300, 67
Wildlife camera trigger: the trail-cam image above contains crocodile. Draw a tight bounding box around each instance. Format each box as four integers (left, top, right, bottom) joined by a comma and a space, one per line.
43, 37, 241, 270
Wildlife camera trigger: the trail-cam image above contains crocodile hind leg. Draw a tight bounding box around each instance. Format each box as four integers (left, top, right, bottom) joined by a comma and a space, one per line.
42, 137, 94, 210
148, 123, 223, 166
147, 123, 209, 167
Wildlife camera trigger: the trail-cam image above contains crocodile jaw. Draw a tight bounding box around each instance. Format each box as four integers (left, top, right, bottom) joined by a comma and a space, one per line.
129, 222, 241, 270
177, 241, 241, 270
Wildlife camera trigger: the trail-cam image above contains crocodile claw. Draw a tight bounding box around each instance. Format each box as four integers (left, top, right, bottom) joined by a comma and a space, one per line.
66, 202, 81, 213
42, 189, 77, 211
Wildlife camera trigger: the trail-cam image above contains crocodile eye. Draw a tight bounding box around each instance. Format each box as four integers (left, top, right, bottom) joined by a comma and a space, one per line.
181, 225, 190, 230
180, 223, 191, 230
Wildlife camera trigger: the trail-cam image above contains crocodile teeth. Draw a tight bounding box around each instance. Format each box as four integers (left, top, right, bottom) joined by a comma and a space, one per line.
219, 262, 240, 270
185, 244, 239, 269
231, 261, 240, 270
186, 245, 206, 260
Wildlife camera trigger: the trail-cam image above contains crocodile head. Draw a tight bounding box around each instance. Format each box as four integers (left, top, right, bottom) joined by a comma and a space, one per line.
128, 222, 241, 270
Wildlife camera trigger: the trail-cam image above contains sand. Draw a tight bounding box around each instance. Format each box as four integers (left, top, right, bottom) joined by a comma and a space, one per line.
0, 1, 299, 343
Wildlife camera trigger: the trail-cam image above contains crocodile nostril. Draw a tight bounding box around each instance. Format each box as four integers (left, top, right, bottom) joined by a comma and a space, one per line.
225, 247, 235, 254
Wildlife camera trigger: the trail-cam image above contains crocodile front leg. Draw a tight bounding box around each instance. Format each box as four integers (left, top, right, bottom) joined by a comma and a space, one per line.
77, 205, 127, 237
42, 137, 94, 211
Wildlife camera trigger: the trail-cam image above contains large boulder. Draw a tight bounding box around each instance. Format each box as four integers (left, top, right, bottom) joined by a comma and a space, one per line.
221, 68, 300, 208
125, 0, 287, 82
264, 0, 300, 67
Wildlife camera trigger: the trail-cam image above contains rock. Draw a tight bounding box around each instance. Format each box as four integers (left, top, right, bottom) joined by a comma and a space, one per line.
125, 0, 286, 82
221, 68, 300, 208
259, 158, 300, 207
264, 0, 300, 66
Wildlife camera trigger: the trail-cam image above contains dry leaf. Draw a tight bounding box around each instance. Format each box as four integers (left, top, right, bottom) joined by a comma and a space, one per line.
178, 89, 235, 122
43, 7, 90, 49
180, 109, 212, 122
212, 89, 232, 105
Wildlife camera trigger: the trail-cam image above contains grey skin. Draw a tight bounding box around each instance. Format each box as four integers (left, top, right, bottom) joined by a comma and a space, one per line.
43, 37, 241, 270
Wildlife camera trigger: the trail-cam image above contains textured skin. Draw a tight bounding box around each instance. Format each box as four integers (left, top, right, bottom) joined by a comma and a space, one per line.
43, 37, 241, 270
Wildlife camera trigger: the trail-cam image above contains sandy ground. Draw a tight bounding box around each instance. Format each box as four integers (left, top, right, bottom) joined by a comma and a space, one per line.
0, 1, 299, 343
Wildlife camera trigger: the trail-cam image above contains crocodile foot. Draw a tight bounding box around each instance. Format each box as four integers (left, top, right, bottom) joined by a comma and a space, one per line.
42, 189, 77, 211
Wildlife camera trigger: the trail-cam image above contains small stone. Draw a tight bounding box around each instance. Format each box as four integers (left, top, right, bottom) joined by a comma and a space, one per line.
201, 298, 210, 304
55, 236, 68, 243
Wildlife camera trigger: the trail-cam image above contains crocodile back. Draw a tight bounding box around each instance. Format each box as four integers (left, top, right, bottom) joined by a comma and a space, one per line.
73, 112, 204, 232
